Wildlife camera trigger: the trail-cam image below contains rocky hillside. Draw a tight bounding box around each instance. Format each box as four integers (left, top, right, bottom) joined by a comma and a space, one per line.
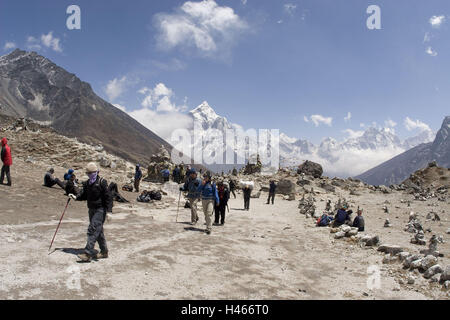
0, 49, 171, 166
356, 116, 450, 186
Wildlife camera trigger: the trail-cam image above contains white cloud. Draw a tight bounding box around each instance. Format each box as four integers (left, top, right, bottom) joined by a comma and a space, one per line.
360, 123, 365, 128
128, 107, 193, 141
26, 36, 42, 51
426, 46, 438, 56
41, 32, 62, 52
309, 114, 333, 127
241, 0, 247, 5
138, 82, 187, 113
384, 119, 397, 128
26, 32, 62, 52
154, 0, 248, 56
423, 32, 431, 43
303, 116, 309, 123
343, 129, 364, 139
404, 117, 431, 132
430, 15, 445, 28
3, 42, 16, 51
344, 112, 351, 122
105, 76, 128, 102
284, 4, 297, 15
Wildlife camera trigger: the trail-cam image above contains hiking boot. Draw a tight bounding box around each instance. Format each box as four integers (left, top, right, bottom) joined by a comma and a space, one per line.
205, 229, 211, 235
77, 253, 92, 262
95, 251, 108, 259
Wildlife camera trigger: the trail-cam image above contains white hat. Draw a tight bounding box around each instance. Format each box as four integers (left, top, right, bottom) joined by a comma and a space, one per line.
86, 162, 98, 173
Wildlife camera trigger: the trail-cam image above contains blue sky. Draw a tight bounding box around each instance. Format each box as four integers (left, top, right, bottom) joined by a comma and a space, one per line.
1, 0, 449, 144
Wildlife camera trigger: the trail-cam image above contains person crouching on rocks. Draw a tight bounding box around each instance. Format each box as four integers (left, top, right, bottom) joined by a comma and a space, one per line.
333, 205, 352, 227
352, 208, 365, 232
68, 162, 113, 262
197, 171, 219, 235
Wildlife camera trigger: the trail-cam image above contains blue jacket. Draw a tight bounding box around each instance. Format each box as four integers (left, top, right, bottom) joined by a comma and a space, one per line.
161, 169, 170, 177
335, 209, 350, 224
181, 177, 202, 199
197, 182, 219, 204
135, 168, 143, 180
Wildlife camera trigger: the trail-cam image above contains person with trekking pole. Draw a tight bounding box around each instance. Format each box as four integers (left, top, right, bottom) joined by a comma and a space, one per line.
196, 171, 219, 235
179, 168, 201, 225
68, 162, 113, 262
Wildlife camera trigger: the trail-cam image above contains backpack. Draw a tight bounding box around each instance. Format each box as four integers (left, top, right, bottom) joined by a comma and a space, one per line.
122, 184, 133, 192
150, 190, 162, 201
318, 214, 333, 227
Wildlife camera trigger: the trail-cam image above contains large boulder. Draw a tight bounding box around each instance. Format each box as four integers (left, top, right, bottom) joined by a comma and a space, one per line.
277, 179, 296, 195
297, 160, 323, 178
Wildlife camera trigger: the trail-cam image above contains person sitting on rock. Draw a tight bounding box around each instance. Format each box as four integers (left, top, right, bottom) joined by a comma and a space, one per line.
44, 168, 65, 189
65, 173, 80, 196
352, 208, 365, 231
333, 205, 352, 227
64, 169, 75, 181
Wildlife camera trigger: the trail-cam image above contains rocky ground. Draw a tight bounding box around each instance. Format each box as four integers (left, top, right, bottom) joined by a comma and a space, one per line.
0, 119, 449, 300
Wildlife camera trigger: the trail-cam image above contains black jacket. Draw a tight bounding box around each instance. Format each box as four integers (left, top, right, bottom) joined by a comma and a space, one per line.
243, 188, 251, 199
76, 176, 113, 212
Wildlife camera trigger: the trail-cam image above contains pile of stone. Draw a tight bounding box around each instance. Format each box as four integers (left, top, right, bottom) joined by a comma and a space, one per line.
242, 154, 262, 175
298, 194, 316, 217
145, 145, 173, 183
330, 224, 359, 239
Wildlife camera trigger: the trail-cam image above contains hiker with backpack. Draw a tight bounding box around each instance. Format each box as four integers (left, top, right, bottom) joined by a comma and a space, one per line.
0, 137, 12, 186
63, 169, 75, 182
134, 164, 143, 192
214, 179, 230, 225
68, 162, 113, 262
197, 171, 219, 235
179, 168, 202, 225
65, 173, 80, 196
44, 168, 65, 189
161, 168, 170, 182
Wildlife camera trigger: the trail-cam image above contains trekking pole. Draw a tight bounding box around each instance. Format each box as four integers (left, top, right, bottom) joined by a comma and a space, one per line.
48, 198, 71, 252
176, 190, 181, 222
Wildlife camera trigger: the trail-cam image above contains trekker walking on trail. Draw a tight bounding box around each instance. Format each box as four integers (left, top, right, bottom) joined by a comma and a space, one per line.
267, 180, 277, 205
214, 180, 230, 225
243, 185, 251, 211
68, 162, 113, 262
179, 168, 202, 225
229, 179, 236, 199
197, 171, 219, 235
1, 137, 12, 186
134, 164, 143, 192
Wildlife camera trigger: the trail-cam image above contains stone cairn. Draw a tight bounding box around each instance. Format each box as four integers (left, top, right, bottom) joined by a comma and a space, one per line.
145, 145, 173, 183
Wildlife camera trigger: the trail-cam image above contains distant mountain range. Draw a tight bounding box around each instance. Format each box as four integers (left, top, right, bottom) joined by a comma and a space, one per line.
356, 116, 450, 186
188, 101, 436, 178
0, 49, 172, 165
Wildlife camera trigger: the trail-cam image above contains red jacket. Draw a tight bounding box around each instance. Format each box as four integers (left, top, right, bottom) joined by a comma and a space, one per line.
1, 138, 12, 166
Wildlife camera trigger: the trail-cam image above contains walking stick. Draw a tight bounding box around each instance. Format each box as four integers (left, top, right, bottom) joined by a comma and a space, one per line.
48, 198, 71, 252
176, 190, 181, 222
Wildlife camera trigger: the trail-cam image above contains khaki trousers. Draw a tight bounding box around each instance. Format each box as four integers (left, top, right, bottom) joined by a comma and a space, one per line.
201, 199, 214, 231
189, 198, 199, 223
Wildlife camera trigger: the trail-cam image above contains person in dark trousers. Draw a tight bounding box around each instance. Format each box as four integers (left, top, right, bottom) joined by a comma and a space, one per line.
44, 168, 65, 189
172, 165, 180, 183
69, 162, 113, 262
267, 180, 277, 204
229, 179, 236, 199
214, 180, 230, 225
352, 209, 365, 232
1, 137, 12, 186
243, 185, 251, 211
134, 164, 143, 192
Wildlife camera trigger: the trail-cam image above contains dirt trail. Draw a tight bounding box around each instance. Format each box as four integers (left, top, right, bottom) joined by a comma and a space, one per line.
0, 159, 449, 300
